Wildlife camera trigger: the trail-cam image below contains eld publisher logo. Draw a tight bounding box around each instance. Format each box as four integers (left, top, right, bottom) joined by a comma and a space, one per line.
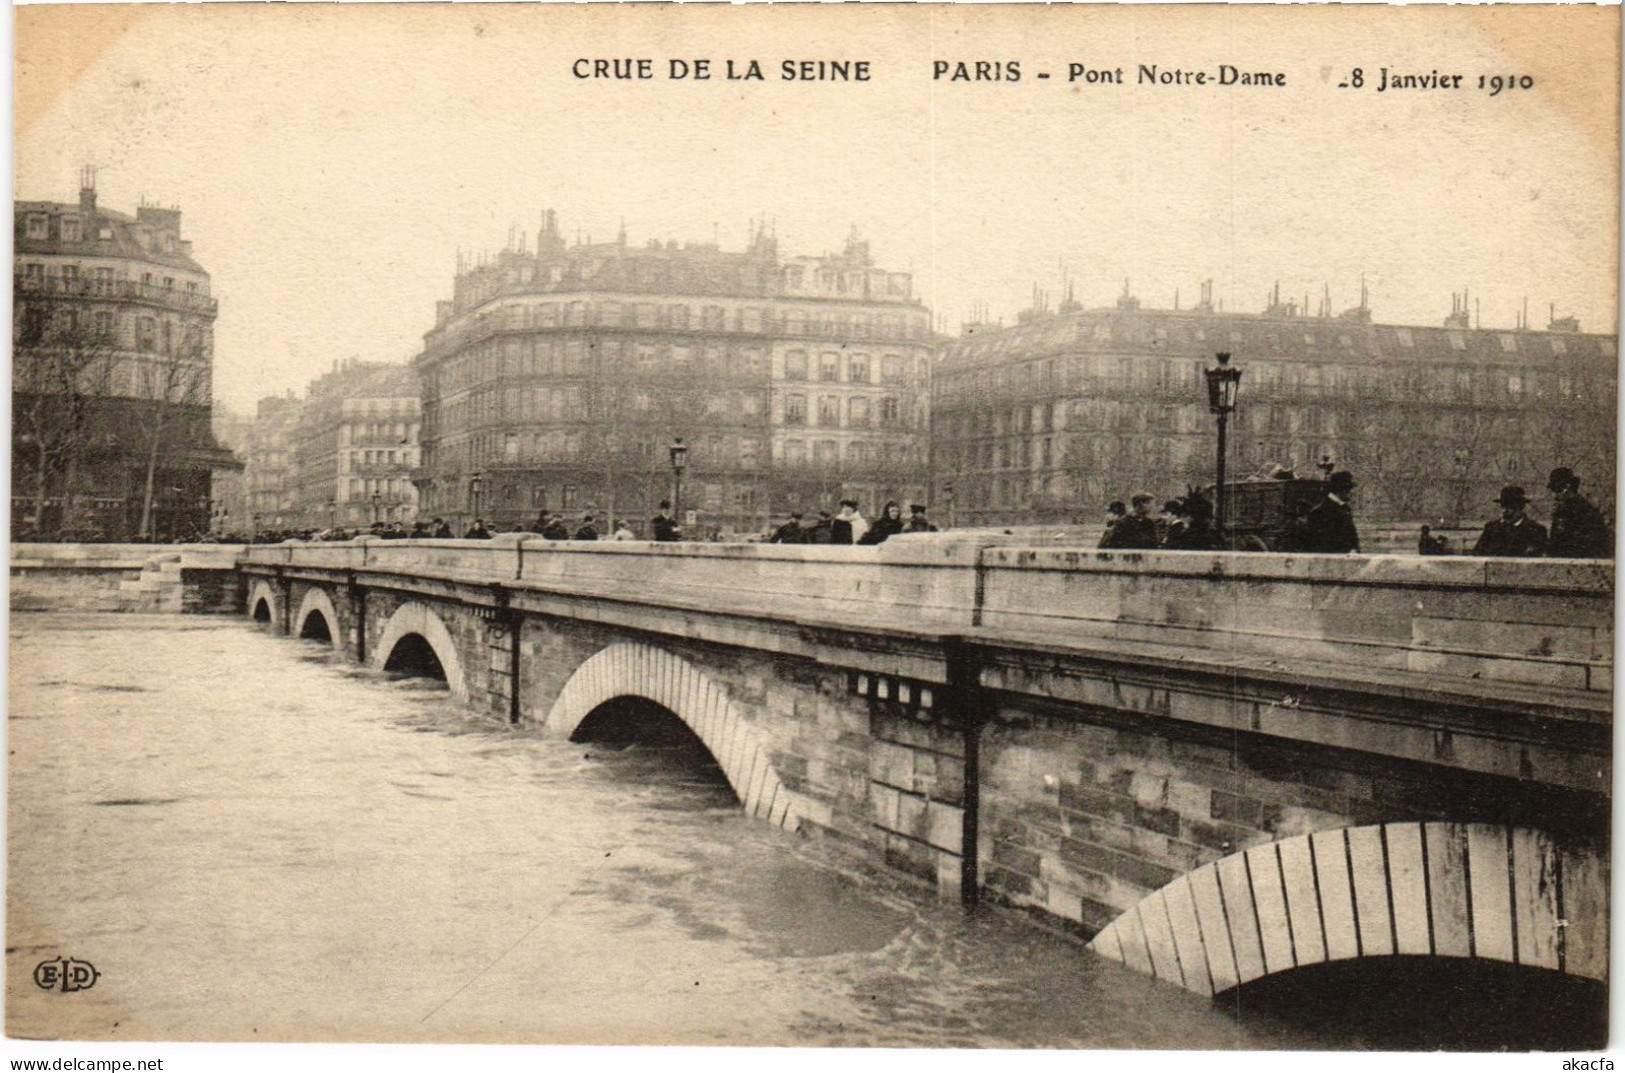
33, 957, 99, 993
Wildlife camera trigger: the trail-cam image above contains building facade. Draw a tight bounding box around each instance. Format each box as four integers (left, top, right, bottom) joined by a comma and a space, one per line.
414, 216, 934, 535
287, 361, 421, 532
12, 170, 234, 540
241, 394, 302, 535
932, 288, 1618, 527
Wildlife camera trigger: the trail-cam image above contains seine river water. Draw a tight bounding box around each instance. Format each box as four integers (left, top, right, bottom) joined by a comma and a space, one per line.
5, 614, 1598, 1050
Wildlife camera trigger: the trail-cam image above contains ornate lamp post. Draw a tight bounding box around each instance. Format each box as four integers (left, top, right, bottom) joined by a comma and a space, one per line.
668, 437, 688, 522
469, 472, 484, 522
1203, 351, 1243, 543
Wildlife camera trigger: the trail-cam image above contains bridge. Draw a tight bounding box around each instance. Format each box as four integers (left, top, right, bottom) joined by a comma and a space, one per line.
27, 536, 1611, 1000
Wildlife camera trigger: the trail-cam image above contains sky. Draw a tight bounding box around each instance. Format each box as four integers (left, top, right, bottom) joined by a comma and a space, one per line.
14, 4, 1620, 415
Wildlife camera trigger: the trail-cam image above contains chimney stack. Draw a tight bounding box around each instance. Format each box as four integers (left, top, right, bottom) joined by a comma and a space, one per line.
78, 165, 97, 215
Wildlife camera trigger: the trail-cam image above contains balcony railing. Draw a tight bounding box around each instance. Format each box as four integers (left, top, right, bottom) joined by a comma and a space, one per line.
14, 275, 219, 315
420, 307, 934, 364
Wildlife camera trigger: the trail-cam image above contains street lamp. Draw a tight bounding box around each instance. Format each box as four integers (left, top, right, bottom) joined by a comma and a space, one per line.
668, 437, 688, 522
371, 491, 382, 525
1203, 351, 1243, 543
469, 472, 484, 521
252, 512, 262, 543
943, 479, 957, 530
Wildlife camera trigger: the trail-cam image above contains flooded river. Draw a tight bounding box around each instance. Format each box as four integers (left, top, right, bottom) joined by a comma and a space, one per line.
5, 614, 1589, 1049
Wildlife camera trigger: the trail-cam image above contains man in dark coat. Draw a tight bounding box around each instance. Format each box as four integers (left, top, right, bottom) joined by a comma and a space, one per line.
805, 510, 833, 544
463, 519, 492, 540
1303, 470, 1361, 553
904, 504, 938, 533
1546, 468, 1612, 559
572, 514, 599, 541
651, 500, 682, 542
1111, 493, 1161, 550
1098, 501, 1127, 548
1473, 485, 1548, 557
770, 512, 806, 543
543, 514, 571, 540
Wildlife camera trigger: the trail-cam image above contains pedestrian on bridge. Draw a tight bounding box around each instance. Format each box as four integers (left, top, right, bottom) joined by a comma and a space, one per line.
573, 514, 599, 541
1473, 486, 1548, 557
1302, 470, 1361, 554
770, 512, 807, 543
651, 501, 683, 542
830, 499, 868, 545
1110, 494, 1160, 550
1546, 468, 1612, 559
464, 519, 492, 540
858, 501, 905, 545
904, 503, 938, 533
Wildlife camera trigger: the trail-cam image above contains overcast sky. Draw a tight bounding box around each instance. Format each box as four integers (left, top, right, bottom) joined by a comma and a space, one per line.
16, 4, 1619, 414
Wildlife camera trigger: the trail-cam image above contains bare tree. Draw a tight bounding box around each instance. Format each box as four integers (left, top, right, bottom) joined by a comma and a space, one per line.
133, 328, 211, 540
11, 299, 118, 539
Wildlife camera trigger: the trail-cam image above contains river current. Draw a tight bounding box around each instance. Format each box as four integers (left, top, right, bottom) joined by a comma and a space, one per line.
2, 613, 1526, 1049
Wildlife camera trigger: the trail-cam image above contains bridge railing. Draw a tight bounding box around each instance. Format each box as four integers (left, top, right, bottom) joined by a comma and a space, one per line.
239, 536, 1613, 695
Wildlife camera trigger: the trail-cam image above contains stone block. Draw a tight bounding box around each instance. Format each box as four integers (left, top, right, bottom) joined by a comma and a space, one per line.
1128, 772, 1168, 809
991, 839, 1042, 878
896, 790, 928, 840
924, 801, 964, 855
1058, 780, 1130, 824
1133, 803, 1182, 838
1164, 778, 1213, 820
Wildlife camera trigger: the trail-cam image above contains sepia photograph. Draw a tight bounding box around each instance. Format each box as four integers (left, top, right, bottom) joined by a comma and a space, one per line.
6, 2, 1619, 1065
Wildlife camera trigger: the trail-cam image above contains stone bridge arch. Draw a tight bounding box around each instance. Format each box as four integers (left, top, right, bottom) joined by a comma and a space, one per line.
294, 586, 342, 648
373, 600, 468, 701
247, 579, 279, 625
545, 642, 802, 833
1087, 822, 1607, 997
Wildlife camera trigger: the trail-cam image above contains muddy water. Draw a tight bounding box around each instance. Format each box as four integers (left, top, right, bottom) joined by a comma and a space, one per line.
8, 613, 1349, 1048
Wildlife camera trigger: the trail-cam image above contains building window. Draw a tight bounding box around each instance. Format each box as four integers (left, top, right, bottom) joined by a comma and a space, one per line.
817, 395, 841, 426
23, 263, 42, 285
880, 354, 903, 382
784, 394, 806, 425
849, 396, 870, 426
819, 352, 840, 381
784, 439, 806, 465
849, 353, 870, 384
879, 397, 900, 425
25, 214, 47, 239
815, 440, 838, 465
137, 317, 156, 352
60, 216, 81, 242
784, 350, 808, 379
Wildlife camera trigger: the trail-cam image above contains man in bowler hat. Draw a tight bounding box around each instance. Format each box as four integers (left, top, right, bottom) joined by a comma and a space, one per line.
1473, 485, 1548, 557
1303, 470, 1360, 553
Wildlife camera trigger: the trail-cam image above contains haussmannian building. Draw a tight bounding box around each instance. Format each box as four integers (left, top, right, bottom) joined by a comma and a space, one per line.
287, 361, 421, 531
413, 215, 934, 535
12, 169, 235, 540
242, 393, 302, 534
931, 284, 1618, 527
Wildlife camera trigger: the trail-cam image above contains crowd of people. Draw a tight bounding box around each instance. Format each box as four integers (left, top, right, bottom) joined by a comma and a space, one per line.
765, 499, 938, 545
1096, 464, 1611, 560
237, 465, 1610, 560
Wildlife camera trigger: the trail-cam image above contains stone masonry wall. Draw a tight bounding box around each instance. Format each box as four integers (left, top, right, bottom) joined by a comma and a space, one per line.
979, 700, 1608, 936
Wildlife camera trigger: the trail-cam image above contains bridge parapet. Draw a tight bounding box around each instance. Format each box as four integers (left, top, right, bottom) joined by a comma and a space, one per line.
242, 537, 1612, 695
